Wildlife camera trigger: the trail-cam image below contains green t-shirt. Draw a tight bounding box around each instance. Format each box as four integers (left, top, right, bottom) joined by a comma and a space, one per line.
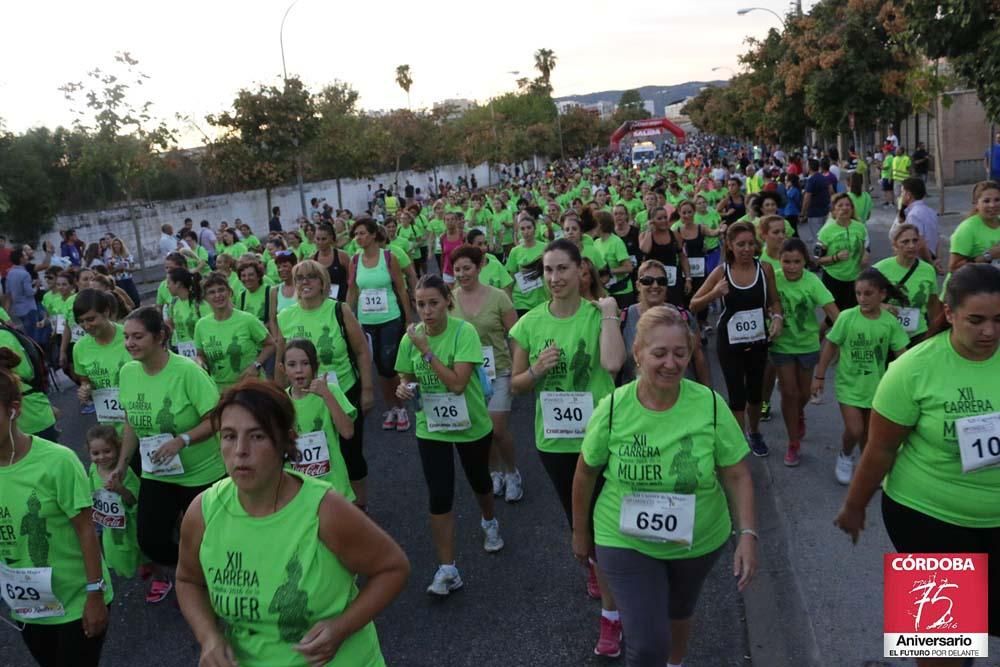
243, 235, 262, 251
194, 310, 269, 389
238, 284, 271, 323
505, 243, 547, 311
298, 241, 317, 259
772, 270, 834, 354
694, 210, 722, 251
595, 234, 632, 294
847, 191, 873, 223
948, 214, 1000, 261
72, 324, 131, 390
170, 297, 208, 344
200, 474, 385, 667
452, 286, 515, 374
88, 463, 142, 577
397, 224, 422, 259
491, 209, 515, 245
582, 381, 748, 558
277, 300, 357, 393
619, 197, 644, 219
880, 155, 893, 180
0, 437, 114, 624
891, 155, 911, 181
817, 219, 868, 283
0, 330, 56, 435
395, 317, 492, 442
509, 300, 616, 454
873, 257, 939, 337
156, 280, 171, 308
120, 354, 225, 486
825, 307, 910, 408
288, 384, 356, 499
220, 242, 248, 259
875, 333, 1000, 528
479, 254, 514, 290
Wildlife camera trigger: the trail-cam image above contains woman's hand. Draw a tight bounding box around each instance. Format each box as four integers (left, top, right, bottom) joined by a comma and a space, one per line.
199, 636, 238, 667
81, 593, 108, 639
834, 502, 866, 544
405, 323, 429, 354
684, 278, 693, 295
295, 618, 348, 667
533, 345, 561, 375
395, 381, 416, 401
810, 376, 825, 400
150, 438, 184, 466
835, 249, 849, 262
713, 280, 730, 300
597, 296, 619, 318
733, 534, 758, 592
768, 316, 783, 340
77, 382, 93, 403
571, 530, 593, 566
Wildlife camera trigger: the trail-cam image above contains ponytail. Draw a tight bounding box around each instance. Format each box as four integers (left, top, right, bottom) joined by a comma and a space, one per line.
0, 348, 23, 407
167, 267, 203, 304
857, 268, 909, 306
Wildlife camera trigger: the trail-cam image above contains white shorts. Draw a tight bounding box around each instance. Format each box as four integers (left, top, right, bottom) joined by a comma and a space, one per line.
487, 371, 512, 413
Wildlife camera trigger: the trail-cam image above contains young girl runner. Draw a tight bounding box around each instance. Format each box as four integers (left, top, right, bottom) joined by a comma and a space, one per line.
811, 268, 910, 485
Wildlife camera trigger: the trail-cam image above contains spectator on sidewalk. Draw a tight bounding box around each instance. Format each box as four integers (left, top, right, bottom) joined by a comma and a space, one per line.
60, 229, 83, 267
269, 206, 283, 232
158, 224, 178, 259
8, 248, 40, 343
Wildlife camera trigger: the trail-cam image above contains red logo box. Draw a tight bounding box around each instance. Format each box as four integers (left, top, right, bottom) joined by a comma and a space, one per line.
883, 553, 988, 659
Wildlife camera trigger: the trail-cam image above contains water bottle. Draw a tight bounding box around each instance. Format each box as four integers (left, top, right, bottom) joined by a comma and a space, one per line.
406, 382, 422, 412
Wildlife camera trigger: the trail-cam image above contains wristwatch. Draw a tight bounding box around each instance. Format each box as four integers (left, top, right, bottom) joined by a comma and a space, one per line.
180, 433, 192, 448
85, 579, 107, 593
422, 351, 434, 364
253, 361, 264, 371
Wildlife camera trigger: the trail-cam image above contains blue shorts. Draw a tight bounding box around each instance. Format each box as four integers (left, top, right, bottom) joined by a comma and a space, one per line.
770, 350, 820, 368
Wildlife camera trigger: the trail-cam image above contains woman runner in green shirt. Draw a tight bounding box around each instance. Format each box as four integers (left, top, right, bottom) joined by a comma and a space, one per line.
505, 214, 547, 317
395, 275, 504, 596
177, 380, 408, 667
72, 290, 134, 438
165, 267, 207, 361
835, 264, 1000, 652
874, 224, 943, 346
0, 350, 114, 667
946, 180, 1000, 279
572, 305, 757, 667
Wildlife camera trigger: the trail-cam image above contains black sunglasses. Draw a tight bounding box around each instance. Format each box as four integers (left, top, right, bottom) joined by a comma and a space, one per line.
638, 276, 669, 286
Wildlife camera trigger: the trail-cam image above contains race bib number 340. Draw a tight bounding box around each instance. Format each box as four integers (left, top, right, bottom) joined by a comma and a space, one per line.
540, 392, 593, 439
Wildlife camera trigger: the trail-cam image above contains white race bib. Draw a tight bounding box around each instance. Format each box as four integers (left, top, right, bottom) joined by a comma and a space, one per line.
360, 288, 389, 314
688, 257, 706, 278
896, 307, 920, 334
619, 492, 696, 545
423, 392, 471, 432
139, 434, 185, 476
0, 563, 64, 619
726, 308, 766, 345
92, 489, 126, 529
292, 431, 331, 477
71, 325, 85, 343
540, 391, 594, 439
323, 370, 339, 385
93, 388, 125, 423
665, 265, 678, 286
514, 271, 543, 293
53, 315, 66, 335
481, 346, 497, 380
177, 341, 198, 359
956, 412, 1000, 474
328, 284, 340, 300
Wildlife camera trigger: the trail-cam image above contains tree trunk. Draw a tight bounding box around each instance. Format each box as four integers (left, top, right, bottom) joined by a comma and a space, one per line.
336, 178, 343, 209
934, 95, 946, 215
126, 191, 147, 271
266, 187, 273, 223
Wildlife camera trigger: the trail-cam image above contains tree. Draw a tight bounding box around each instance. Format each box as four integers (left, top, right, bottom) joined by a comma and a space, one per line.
532, 49, 558, 94
395, 65, 413, 109
556, 107, 603, 156
307, 81, 369, 207
59, 51, 174, 268
207, 76, 317, 218
902, 0, 1000, 122
614, 89, 651, 123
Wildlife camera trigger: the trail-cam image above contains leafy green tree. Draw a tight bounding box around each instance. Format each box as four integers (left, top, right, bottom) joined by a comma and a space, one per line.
559, 107, 604, 157
614, 89, 651, 123
395, 65, 413, 109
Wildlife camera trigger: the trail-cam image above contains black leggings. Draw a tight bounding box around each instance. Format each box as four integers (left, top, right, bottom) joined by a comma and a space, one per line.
537, 450, 604, 532
821, 272, 856, 323
363, 317, 404, 379
340, 381, 367, 482
716, 341, 768, 412
137, 477, 217, 566
21, 606, 110, 667
417, 433, 493, 515
882, 493, 1000, 636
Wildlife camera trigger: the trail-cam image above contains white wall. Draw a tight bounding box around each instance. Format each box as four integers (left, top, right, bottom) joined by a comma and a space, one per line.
48, 161, 506, 267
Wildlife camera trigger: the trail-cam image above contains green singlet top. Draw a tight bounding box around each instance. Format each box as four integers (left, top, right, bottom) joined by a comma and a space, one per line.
199, 473, 385, 666
355, 250, 401, 326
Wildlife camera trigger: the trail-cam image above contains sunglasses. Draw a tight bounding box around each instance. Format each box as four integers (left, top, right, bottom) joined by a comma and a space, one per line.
638, 276, 669, 286
294, 274, 320, 283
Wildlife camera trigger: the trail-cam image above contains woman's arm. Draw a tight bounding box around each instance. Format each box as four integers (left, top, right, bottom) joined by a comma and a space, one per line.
70, 510, 109, 638
835, 413, 911, 543
821, 302, 841, 324
341, 304, 374, 412
688, 266, 725, 313
315, 382, 355, 440
638, 231, 652, 254
114, 422, 139, 483
597, 297, 626, 374
388, 256, 413, 325
718, 459, 757, 591
177, 495, 238, 667
571, 456, 602, 563
296, 492, 410, 665
810, 339, 840, 397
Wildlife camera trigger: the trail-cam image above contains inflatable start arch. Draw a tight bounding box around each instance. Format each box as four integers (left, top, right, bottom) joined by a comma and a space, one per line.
609, 117, 686, 151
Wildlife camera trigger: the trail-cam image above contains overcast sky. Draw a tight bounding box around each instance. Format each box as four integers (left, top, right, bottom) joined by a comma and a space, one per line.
1, 0, 804, 143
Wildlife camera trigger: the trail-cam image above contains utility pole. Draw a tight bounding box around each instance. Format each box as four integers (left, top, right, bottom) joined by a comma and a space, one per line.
280, 0, 308, 220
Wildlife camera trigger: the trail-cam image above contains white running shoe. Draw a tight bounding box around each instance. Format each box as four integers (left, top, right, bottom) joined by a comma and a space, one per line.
504, 470, 524, 502
835, 452, 855, 485
481, 518, 505, 553
491, 471, 505, 497
426, 564, 463, 596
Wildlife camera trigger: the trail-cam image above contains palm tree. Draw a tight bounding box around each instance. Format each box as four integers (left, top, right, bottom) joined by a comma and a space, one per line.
395, 64, 413, 109
533, 49, 557, 92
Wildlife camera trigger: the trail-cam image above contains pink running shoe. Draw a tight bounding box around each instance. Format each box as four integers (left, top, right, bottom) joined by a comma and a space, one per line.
594, 616, 623, 657
146, 578, 173, 604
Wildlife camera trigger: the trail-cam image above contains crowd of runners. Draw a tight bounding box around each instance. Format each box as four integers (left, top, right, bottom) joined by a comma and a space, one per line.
0, 136, 998, 667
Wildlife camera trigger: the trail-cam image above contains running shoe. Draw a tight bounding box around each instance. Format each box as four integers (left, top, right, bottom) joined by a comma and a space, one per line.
426, 564, 463, 596
504, 470, 524, 503
760, 401, 772, 422
798, 412, 806, 440
586, 561, 601, 600
80, 401, 96, 415
491, 471, 505, 497
835, 452, 855, 485
146, 578, 173, 604
593, 616, 623, 658
394, 408, 411, 432
381, 410, 397, 430
481, 518, 504, 553
784, 441, 801, 467
748, 432, 769, 457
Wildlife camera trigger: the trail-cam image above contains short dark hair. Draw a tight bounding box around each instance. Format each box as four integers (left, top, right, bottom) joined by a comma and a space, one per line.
901, 177, 926, 200
272, 206, 280, 215
450, 244, 484, 268
10, 249, 23, 265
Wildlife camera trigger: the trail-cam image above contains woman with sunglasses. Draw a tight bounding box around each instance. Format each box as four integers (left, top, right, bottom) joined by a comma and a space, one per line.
621, 260, 710, 386
639, 207, 692, 307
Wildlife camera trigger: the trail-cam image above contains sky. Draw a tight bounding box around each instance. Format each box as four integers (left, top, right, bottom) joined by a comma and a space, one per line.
1, 0, 804, 145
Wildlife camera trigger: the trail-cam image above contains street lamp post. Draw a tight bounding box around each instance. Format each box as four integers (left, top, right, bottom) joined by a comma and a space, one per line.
736, 6, 787, 29
711, 66, 736, 77
280, 0, 308, 220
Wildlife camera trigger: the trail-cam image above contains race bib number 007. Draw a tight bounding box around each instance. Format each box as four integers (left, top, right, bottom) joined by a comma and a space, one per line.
292, 431, 331, 477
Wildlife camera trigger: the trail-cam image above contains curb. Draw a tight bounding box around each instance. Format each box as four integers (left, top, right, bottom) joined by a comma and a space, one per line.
742, 457, 824, 666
